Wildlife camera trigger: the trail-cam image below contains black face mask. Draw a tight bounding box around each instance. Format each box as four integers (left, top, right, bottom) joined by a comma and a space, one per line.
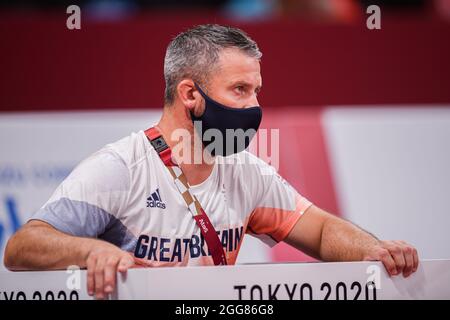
191, 83, 262, 157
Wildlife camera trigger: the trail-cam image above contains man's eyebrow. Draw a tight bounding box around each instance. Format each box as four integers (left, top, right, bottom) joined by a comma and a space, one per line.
230, 80, 262, 91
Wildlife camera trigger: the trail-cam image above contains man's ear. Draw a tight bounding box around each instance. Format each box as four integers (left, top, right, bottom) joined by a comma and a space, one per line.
176, 80, 202, 113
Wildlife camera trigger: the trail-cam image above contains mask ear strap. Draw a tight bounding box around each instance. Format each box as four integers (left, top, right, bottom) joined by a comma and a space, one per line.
194, 82, 208, 100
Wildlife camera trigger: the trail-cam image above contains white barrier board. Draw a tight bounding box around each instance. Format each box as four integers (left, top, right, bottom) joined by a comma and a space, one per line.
1, 260, 449, 300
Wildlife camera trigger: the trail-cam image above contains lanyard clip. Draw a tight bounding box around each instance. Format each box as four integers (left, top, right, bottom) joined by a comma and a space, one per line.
150, 136, 169, 154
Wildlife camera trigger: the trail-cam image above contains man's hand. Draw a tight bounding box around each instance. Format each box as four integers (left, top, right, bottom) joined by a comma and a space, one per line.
4, 220, 136, 299
85, 243, 135, 299
284, 206, 420, 277
363, 240, 419, 278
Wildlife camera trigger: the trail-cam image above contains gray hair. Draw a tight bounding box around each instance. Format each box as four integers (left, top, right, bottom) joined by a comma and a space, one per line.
163, 24, 262, 105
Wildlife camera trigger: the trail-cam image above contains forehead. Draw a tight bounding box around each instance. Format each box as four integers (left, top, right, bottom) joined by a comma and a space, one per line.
212, 48, 261, 85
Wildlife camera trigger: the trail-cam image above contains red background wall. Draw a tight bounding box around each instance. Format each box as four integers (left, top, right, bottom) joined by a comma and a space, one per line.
1, 12, 450, 111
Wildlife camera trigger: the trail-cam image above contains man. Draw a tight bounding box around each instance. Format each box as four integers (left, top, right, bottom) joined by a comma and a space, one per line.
4, 24, 419, 299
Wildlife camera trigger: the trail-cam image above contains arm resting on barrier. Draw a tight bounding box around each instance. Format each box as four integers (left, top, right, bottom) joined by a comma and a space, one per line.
3, 220, 134, 299
284, 205, 419, 277
4, 220, 94, 270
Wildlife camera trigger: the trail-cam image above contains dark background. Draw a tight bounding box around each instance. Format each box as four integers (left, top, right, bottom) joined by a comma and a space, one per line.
1, 0, 449, 110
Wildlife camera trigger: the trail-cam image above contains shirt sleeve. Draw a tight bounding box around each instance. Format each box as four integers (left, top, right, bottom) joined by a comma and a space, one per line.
243, 152, 313, 247
29, 148, 131, 240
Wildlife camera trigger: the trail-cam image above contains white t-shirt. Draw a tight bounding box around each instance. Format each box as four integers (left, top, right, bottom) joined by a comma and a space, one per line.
31, 130, 313, 266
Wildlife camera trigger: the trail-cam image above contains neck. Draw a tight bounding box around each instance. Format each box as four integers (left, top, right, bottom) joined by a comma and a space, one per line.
156, 106, 215, 186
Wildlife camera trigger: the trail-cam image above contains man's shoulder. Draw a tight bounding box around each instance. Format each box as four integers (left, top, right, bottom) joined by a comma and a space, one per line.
67, 130, 148, 184
102, 130, 149, 168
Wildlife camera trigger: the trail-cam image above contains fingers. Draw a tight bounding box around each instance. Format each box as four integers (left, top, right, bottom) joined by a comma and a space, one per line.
381, 241, 419, 278
399, 240, 419, 272
387, 243, 406, 276
104, 257, 120, 295
377, 248, 398, 276
86, 254, 96, 296
94, 257, 106, 299
118, 255, 134, 273
85, 248, 135, 299
398, 241, 419, 276
401, 247, 413, 277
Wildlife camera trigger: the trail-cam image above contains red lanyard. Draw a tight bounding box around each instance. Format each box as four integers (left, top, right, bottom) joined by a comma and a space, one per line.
144, 127, 227, 266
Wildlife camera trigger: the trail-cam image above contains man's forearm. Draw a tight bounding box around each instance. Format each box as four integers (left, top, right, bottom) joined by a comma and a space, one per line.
5, 220, 137, 299
285, 204, 419, 277
319, 215, 380, 262
4, 221, 98, 270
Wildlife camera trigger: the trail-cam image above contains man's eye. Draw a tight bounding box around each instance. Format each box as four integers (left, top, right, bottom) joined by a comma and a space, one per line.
235, 86, 245, 94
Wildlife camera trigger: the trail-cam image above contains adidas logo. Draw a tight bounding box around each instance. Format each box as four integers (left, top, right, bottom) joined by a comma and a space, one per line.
146, 188, 166, 209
